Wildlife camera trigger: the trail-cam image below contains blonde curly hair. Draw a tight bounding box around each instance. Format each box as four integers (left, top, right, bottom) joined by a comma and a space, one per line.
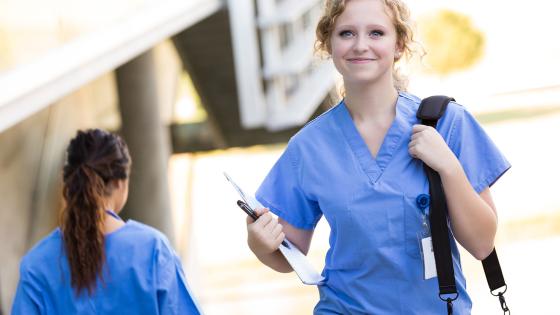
315, 0, 416, 91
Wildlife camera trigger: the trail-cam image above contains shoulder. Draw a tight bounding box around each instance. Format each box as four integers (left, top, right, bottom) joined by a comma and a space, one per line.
117, 220, 175, 252
399, 91, 422, 106
400, 92, 466, 118
124, 222, 181, 271
121, 220, 172, 244
288, 101, 344, 149
19, 229, 62, 275
402, 92, 469, 129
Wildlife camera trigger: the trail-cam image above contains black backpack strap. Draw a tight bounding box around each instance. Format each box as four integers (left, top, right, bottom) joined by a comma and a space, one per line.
418, 96, 458, 314
483, 249, 510, 313
418, 96, 510, 315
417, 95, 453, 124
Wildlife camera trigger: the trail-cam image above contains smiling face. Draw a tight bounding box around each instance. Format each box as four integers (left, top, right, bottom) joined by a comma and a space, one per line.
330, 0, 400, 86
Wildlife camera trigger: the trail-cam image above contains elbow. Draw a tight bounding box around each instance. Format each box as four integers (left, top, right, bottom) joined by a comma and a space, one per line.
277, 267, 294, 273
270, 262, 294, 273
471, 243, 495, 261
470, 222, 498, 260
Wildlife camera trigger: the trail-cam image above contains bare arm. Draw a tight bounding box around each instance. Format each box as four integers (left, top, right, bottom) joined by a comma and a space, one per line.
409, 125, 498, 260
246, 208, 314, 272
440, 165, 498, 260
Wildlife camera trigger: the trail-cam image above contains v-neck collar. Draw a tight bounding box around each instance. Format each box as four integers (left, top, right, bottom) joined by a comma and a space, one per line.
335, 92, 412, 184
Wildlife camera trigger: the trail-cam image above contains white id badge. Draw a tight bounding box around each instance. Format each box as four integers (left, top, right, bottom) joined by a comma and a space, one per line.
421, 236, 437, 279
418, 214, 437, 280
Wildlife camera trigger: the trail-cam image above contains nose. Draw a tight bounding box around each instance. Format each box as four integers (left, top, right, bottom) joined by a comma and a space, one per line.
352, 34, 368, 53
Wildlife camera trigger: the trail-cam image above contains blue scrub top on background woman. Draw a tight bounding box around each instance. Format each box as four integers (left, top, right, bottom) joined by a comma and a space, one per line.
256, 92, 510, 314
11, 129, 201, 315
11, 220, 201, 315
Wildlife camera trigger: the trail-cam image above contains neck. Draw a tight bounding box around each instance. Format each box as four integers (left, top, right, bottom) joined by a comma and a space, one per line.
102, 212, 125, 234
102, 199, 124, 235
344, 78, 399, 124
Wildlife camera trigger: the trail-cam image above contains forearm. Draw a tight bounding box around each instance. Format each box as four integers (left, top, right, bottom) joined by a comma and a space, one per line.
440, 161, 498, 260
249, 245, 293, 273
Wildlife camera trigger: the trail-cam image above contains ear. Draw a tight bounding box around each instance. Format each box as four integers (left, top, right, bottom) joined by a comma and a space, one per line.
326, 38, 333, 56
394, 42, 404, 60
110, 179, 125, 190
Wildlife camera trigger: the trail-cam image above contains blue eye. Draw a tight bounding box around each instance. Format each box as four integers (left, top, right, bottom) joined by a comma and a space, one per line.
339, 30, 354, 38
370, 30, 384, 37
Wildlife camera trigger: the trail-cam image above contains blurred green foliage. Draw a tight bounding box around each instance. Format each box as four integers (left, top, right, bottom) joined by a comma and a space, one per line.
419, 10, 485, 75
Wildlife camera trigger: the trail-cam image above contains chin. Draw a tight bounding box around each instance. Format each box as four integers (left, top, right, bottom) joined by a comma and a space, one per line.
345, 75, 380, 85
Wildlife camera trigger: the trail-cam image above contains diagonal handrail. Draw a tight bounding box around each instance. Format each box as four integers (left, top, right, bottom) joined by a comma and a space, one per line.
0, 0, 223, 133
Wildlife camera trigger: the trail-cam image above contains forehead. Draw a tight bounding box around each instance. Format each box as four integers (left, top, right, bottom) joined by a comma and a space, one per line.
336, 0, 394, 28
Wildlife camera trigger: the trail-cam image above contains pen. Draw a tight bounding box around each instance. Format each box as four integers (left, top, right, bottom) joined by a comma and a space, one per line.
237, 200, 290, 249
237, 200, 258, 221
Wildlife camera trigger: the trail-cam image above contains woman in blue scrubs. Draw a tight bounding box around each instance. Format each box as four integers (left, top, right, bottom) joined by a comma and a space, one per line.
11, 129, 201, 314
246, 0, 510, 314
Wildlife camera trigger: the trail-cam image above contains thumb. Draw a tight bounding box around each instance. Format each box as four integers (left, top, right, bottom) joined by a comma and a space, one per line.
254, 207, 269, 216
246, 207, 269, 224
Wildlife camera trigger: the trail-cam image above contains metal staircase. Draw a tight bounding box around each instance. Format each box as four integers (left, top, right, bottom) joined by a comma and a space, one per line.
0, 0, 336, 152
231, 0, 335, 130
171, 0, 336, 152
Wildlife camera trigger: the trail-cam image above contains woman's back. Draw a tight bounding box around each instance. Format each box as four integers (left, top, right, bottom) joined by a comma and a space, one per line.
13, 220, 199, 314
12, 129, 200, 315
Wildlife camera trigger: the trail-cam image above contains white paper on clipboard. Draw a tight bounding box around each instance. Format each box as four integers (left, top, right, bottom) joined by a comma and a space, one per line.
224, 172, 325, 285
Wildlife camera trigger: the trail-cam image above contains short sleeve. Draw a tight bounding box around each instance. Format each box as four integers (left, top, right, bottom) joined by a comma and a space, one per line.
256, 141, 322, 230
155, 239, 201, 315
447, 105, 511, 193
11, 262, 43, 315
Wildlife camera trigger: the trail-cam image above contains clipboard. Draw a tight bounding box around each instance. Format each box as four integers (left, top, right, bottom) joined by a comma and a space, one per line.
224, 172, 325, 285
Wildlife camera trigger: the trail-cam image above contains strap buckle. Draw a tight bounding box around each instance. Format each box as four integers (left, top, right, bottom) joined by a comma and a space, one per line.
491, 285, 510, 314
438, 292, 459, 302
439, 293, 458, 315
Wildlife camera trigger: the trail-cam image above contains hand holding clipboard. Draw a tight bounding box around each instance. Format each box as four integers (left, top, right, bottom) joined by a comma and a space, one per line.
237, 200, 291, 249
225, 172, 324, 285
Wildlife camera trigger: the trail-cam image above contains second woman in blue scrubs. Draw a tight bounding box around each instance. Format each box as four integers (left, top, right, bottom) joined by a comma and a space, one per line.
12, 129, 201, 314
246, 0, 510, 314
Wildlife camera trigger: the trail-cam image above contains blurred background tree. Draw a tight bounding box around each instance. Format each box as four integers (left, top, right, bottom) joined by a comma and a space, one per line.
418, 10, 485, 75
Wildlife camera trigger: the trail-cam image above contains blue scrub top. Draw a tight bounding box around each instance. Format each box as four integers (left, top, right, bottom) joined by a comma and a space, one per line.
256, 92, 510, 314
11, 220, 201, 315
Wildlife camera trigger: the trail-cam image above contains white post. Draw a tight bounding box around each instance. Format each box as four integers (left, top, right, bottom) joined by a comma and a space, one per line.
227, 0, 267, 128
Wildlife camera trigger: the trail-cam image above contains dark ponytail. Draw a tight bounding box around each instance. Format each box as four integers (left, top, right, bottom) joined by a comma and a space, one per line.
60, 129, 130, 295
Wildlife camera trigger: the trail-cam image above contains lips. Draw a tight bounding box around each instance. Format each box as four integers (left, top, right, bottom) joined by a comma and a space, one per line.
347, 58, 375, 64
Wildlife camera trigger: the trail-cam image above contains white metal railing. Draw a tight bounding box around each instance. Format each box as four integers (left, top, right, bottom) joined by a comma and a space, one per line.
0, 0, 223, 133
229, 0, 336, 131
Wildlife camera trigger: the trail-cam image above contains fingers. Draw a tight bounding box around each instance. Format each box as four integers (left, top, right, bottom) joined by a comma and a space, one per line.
412, 124, 430, 133
254, 212, 273, 229
411, 124, 433, 139
264, 217, 280, 234
408, 135, 419, 157
409, 124, 437, 159
271, 222, 284, 238
273, 231, 286, 248
246, 207, 269, 224
246, 211, 286, 253
408, 145, 418, 159
253, 207, 269, 216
